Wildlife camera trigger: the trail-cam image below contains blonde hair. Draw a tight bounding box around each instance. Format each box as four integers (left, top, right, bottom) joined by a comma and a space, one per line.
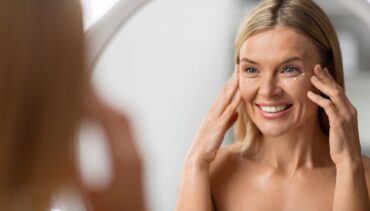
233, 0, 344, 153
0, 0, 88, 210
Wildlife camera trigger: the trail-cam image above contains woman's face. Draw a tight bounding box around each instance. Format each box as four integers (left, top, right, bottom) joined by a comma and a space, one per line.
238, 26, 321, 137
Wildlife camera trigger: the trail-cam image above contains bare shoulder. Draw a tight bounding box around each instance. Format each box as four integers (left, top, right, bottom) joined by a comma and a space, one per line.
210, 143, 244, 182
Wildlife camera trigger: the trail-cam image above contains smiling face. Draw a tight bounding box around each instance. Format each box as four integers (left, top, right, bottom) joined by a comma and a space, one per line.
238, 26, 321, 137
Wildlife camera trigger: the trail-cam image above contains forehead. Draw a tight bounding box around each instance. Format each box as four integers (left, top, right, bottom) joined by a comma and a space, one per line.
240, 26, 318, 62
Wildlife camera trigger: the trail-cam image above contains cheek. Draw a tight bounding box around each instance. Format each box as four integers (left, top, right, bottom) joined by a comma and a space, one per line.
281, 74, 314, 94
239, 78, 258, 102
282, 79, 318, 111
239, 78, 259, 116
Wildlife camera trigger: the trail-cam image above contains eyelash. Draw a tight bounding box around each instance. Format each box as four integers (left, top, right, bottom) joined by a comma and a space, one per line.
281, 66, 300, 74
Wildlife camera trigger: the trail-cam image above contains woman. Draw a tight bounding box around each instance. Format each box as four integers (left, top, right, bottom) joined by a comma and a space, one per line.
0, 0, 145, 210
176, 0, 370, 210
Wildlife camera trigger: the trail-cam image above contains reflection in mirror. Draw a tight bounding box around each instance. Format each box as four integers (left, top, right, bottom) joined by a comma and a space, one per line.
86, 0, 370, 211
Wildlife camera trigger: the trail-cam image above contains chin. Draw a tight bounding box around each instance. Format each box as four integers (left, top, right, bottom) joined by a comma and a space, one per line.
256, 123, 292, 137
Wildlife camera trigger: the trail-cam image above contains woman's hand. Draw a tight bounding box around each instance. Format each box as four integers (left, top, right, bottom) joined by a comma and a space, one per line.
307, 64, 362, 167
186, 67, 242, 169
82, 86, 145, 211
307, 64, 370, 211
176, 67, 241, 211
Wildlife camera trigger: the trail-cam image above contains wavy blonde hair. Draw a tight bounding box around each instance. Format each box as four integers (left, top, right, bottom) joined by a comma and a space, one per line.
0, 0, 88, 210
233, 0, 344, 153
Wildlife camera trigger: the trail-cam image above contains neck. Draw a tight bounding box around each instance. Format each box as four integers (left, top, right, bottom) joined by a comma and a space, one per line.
250, 117, 333, 174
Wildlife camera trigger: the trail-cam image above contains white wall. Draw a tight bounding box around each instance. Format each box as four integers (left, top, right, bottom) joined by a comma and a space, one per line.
91, 1, 236, 210
346, 73, 370, 153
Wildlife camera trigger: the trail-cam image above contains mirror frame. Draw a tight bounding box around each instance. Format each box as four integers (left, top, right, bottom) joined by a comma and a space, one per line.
85, 0, 150, 70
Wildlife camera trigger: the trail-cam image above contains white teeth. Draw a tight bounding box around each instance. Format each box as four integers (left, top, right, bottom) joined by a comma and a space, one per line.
260, 105, 289, 113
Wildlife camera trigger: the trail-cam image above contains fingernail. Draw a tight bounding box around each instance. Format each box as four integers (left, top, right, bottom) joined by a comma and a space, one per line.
318, 65, 323, 72
307, 90, 314, 97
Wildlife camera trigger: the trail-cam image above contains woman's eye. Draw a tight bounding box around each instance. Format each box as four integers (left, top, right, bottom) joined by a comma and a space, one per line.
282, 66, 300, 74
244, 67, 258, 73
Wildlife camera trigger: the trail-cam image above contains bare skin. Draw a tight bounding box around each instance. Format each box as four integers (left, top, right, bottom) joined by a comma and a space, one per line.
176, 26, 370, 211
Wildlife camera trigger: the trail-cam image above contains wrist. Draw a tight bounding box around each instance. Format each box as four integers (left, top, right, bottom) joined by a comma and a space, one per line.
184, 154, 213, 172
336, 158, 365, 174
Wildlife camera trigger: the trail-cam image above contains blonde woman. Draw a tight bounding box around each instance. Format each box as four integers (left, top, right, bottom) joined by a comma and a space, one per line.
0, 0, 144, 210
176, 0, 370, 210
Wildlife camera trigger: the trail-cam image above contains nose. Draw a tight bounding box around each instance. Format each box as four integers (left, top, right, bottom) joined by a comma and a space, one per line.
258, 74, 281, 98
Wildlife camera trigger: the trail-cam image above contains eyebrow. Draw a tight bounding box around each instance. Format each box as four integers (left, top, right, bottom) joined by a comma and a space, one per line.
240, 56, 303, 65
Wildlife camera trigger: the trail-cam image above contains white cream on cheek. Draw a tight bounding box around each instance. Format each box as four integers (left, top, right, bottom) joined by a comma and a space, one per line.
239, 70, 314, 109
236, 26, 324, 136
240, 71, 312, 91
281, 72, 311, 86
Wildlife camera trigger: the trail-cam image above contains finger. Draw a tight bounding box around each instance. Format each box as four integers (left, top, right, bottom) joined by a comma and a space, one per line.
219, 91, 241, 134
313, 65, 337, 87
221, 90, 242, 120
313, 65, 353, 106
213, 66, 240, 115
316, 65, 349, 105
229, 89, 242, 112
307, 90, 339, 120
225, 112, 239, 131
310, 73, 350, 117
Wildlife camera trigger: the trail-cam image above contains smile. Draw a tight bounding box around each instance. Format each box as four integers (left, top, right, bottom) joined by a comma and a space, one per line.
256, 103, 293, 119
260, 105, 291, 113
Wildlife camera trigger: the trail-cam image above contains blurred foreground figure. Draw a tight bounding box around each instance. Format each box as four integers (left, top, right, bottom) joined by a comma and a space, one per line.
0, 0, 145, 210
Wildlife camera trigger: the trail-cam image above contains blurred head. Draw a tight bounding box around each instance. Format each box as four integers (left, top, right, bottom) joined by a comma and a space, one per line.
0, 0, 87, 209
233, 0, 343, 153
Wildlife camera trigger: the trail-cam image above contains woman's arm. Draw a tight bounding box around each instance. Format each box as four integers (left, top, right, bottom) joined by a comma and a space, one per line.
175, 67, 241, 211
176, 160, 213, 211
333, 160, 370, 211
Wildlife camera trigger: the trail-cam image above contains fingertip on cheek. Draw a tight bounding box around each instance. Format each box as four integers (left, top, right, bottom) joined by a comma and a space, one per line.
307, 90, 316, 100
310, 75, 319, 83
